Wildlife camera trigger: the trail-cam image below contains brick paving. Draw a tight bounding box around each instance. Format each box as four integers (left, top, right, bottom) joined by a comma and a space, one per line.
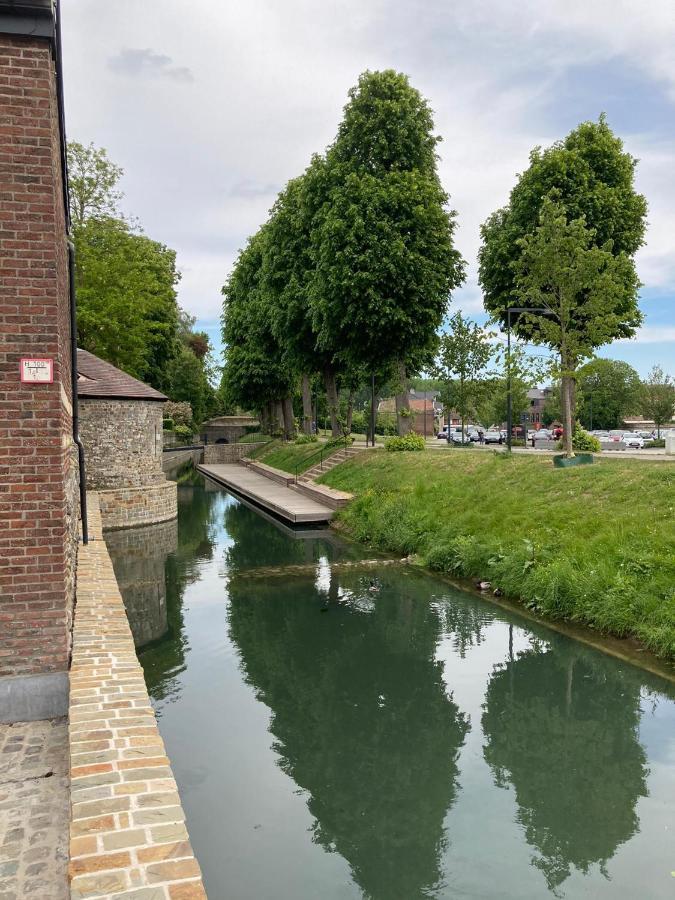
68, 495, 206, 899
0, 718, 69, 899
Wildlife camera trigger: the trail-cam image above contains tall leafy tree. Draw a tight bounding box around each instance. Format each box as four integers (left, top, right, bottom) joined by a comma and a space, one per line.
310, 70, 465, 435
221, 229, 295, 434
576, 358, 641, 431
510, 198, 641, 456
433, 312, 493, 442
479, 117, 646, 455
263, 159, 339, 434
74, 215, 180, 388
640, 366, 675, 438
67, 140, 124, 226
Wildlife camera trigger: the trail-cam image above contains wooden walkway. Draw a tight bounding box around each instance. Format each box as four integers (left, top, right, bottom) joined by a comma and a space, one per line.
198, 464, 334, 523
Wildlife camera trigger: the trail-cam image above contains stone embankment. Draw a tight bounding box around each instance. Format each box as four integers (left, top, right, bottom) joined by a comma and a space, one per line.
68, 495, 206, 899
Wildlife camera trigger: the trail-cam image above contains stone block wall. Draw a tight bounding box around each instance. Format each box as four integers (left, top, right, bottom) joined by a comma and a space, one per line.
69, 495, 206, 898
80, 399, 166, 489
97, 481, 178, 531
202, 442, 266, 465
0, 32, 79, 684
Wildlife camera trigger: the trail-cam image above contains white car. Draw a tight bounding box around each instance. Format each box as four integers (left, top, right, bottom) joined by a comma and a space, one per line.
622, 433, 645, 449
484, 429, 503, 444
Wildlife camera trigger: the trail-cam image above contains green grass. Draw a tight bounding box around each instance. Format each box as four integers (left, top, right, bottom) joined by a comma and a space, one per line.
253, 440, 327, 475
319, 450, 675, 660
238, 432, 272, 443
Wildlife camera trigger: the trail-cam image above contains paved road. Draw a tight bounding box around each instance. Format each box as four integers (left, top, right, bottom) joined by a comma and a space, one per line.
425, 439, 672, 461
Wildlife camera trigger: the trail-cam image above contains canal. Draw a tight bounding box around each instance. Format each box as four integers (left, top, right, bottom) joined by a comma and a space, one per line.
106, 470, 675, 899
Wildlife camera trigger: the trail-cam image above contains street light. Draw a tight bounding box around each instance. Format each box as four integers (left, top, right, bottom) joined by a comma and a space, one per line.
586, 373, 600, 432
505, 307, 551, 452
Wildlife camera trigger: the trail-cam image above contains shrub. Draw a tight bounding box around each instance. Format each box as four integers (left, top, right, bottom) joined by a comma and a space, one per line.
384, 433, 426, 452
163, 401, 193, 428
572, 425, 601, 452
294, 433, 318, 444
174, 424, 193, 442
162, 417, 174, 431
646, 438, 665, 448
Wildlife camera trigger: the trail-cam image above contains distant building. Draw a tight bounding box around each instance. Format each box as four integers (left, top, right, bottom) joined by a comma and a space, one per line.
77, 349, 177, 530
378, 391, 444, 435
526, 387, 553, 426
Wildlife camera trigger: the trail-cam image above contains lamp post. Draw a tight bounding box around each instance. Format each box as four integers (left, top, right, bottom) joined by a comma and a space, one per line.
506, 307, 550, 452
586, 373, 600, 432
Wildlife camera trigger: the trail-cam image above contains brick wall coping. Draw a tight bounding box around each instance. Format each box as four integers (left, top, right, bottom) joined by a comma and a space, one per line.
69, 494, 206, 899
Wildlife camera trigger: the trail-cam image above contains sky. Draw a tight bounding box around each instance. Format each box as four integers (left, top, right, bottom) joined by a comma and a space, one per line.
62, 0, 675, 378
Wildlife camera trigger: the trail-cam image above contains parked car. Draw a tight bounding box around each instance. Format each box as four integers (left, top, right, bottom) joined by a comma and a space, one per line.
608, 430, 625, 442
622, 433, 645, 449
484, 429, 503, 444
436, 426, 449, 440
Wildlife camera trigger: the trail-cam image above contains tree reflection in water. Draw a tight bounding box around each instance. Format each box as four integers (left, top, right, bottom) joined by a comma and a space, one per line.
481, 641, 648, 893
227, 564, 471, 900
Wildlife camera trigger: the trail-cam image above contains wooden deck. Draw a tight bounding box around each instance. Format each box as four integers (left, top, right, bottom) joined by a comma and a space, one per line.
197, 464, 334, 524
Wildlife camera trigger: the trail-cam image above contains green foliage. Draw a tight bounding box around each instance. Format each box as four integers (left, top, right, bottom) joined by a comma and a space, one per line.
640, 366, 675, 437
221, 229, 295, 415
310, 70, 465, 378
173, 424, 193, 442
385, 433, 426, 452
434, 312, 493, 433
294, 433, 318, 444
163, 401, 193, 428
577, 358, 641, 430
571, 425, 601, 452
73, 216, 180, 388
479, 116, 647, 324
321, 452, 675, 659
165, 345, 208, 426
162, 418, 174, 431
67, 140, 124, 226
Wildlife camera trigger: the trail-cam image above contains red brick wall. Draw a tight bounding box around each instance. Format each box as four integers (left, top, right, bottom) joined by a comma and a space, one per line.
0, 34, 79, 677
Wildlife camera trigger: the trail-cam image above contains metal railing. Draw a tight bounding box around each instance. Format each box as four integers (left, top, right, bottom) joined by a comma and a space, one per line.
294, 435, 352, 484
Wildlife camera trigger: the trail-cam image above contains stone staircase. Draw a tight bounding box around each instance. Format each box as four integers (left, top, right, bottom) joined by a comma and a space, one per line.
298, 445, 364, 484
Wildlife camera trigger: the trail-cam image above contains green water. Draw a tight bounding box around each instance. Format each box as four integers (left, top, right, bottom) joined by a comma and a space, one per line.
107, 473, 675, 899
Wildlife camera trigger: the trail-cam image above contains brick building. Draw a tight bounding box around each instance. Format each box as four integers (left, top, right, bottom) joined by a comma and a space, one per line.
0, 1, 81, 719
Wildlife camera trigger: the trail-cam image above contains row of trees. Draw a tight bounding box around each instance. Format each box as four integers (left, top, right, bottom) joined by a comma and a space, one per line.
67, 142, 222, 427
542, 360, 674, 435
221, 70, 465, 438
222, 76, 652, 454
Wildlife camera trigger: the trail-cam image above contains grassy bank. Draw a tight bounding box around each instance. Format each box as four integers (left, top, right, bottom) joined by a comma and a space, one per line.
319, 451, 675, 660
250, 440, 327, 474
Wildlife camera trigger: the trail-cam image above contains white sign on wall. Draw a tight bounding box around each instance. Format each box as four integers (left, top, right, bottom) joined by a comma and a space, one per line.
20, 358, 53, 383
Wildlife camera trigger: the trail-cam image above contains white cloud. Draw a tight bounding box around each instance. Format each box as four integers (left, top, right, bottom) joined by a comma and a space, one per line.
62, 0, 675, 332
618, 326, 675, 345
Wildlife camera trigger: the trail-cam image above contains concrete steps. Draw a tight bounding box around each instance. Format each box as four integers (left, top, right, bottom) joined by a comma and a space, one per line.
301, 446, 363, 483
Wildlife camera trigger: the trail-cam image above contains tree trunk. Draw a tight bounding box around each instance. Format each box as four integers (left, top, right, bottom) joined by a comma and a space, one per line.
301, 374, 313, 435
324, 366, 340, 437
273, 400, 284, 437
395, 360, 412, 436
561, 374, 574, 458
346, 391, 354, 435
259, 405, 269, 435
282, 396, 295, 441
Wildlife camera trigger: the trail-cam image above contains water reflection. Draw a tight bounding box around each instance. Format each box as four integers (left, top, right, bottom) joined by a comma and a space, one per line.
105, 518, 177, 648
481, 643, 648, 892
106, 473, 675, 899
227, 568, 470, 900
222, 496, 363, 575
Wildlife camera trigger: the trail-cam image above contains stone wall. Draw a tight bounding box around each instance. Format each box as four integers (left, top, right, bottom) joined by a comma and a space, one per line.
80, 399, 166, 489
80, 398, 178, 529
69, 495, 206, 898
202, 415, 259, 445
0, 32, 79, 687
202, 441, 266, 465
97, 481, 178, 531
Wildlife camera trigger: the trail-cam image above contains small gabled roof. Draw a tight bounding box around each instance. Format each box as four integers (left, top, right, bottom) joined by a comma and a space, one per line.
77, 349, 167, 401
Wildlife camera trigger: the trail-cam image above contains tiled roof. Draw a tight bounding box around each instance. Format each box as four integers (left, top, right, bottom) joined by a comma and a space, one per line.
76, 349, 167, 401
